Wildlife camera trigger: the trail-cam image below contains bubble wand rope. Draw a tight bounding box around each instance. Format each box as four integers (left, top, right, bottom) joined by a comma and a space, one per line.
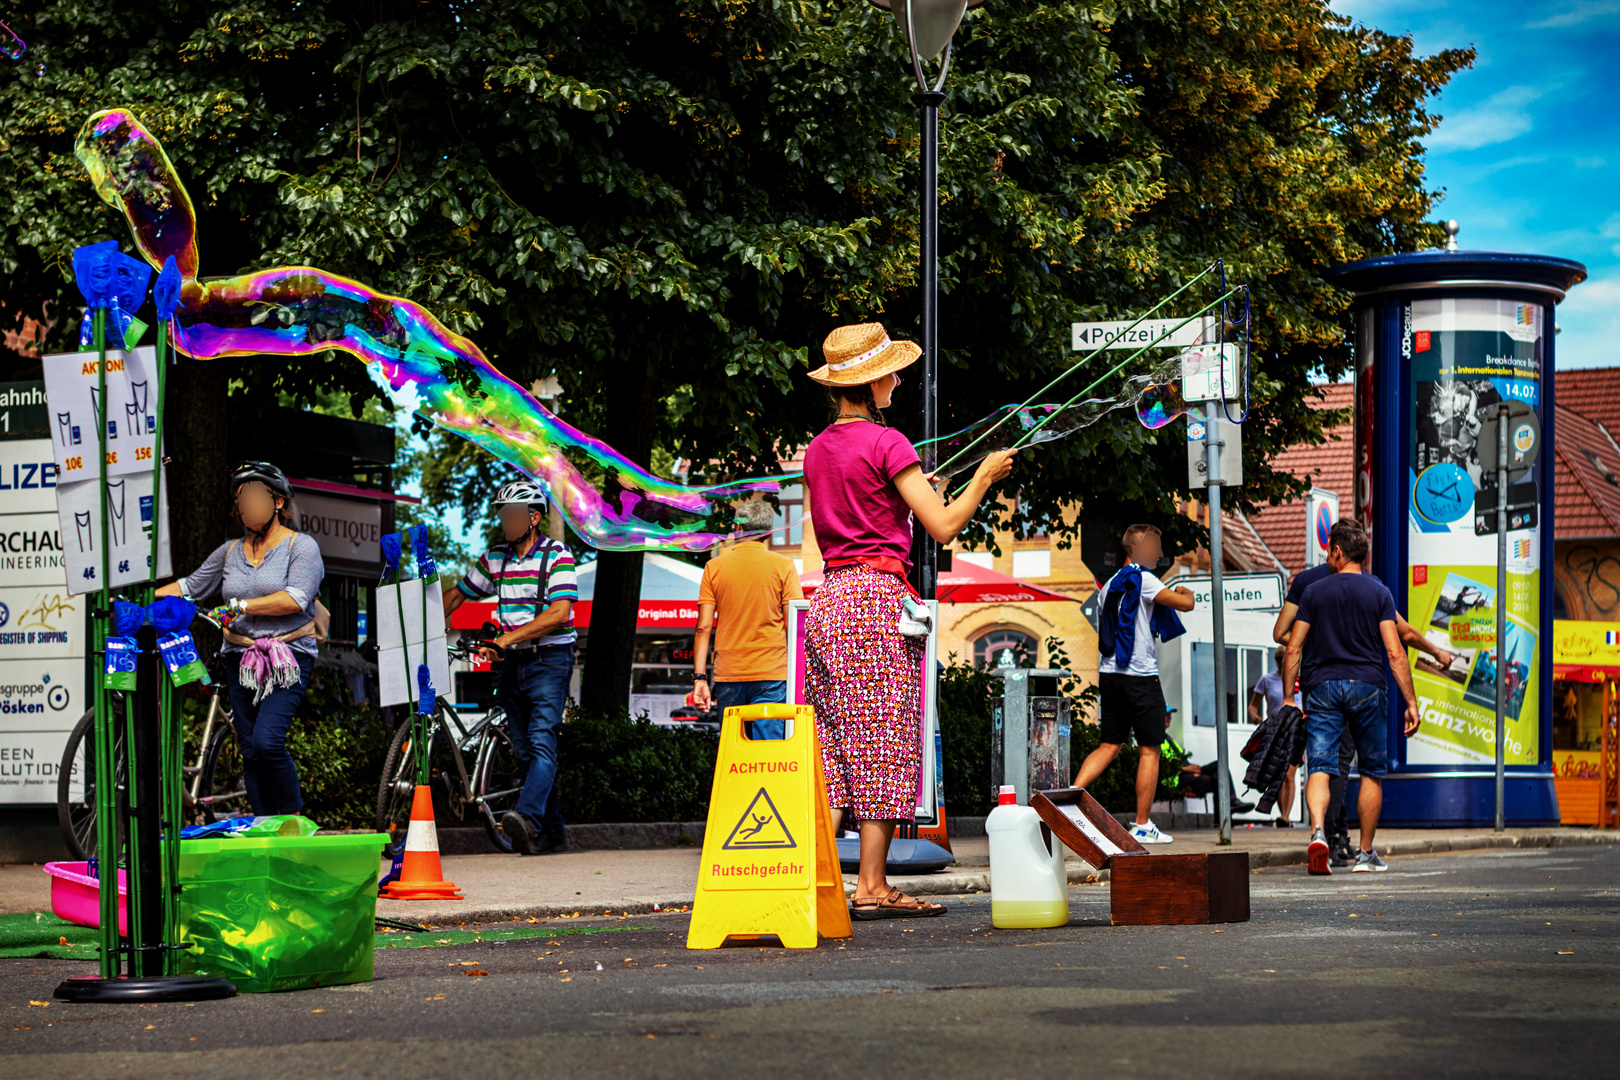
1006, 287, 1243, 454
928, 262, 1221, 478
940, 286, 1242, 498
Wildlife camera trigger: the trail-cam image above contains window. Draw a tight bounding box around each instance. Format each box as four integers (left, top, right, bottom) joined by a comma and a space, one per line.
1012, 549, 1051, 579
771, 483, 804, 549
975, 628, 1038, 669
955, 550, 993, 569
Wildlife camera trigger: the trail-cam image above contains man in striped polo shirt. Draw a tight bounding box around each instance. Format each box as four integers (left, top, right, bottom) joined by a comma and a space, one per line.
443, 481, 579, 855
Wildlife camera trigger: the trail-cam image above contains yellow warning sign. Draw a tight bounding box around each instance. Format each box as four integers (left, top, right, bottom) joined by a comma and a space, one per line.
687, 703, 851, 949
722, 789, 796, 850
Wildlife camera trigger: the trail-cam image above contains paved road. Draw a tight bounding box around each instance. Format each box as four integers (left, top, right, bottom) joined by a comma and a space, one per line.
3, 845, 1616, 1078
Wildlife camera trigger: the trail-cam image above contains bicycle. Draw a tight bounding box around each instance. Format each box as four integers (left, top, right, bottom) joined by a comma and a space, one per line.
375, 633, 527, 856
56, 661, 247, 861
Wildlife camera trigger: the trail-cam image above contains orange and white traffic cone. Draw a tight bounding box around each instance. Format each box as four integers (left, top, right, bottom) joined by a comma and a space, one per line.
380, 785, 463, 900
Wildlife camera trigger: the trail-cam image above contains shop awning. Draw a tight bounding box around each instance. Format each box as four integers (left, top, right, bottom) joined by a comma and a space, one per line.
1553, 664, 1620, 684
798, 560, 1076, 604
1553, 620, 1620, 683
448, 552, 704, 631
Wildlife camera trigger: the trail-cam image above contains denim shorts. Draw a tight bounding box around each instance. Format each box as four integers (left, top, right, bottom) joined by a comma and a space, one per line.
1304, 679, 1388, 779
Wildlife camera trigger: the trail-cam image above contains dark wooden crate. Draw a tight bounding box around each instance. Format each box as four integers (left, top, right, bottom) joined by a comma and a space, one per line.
1108, 850, 1250, 925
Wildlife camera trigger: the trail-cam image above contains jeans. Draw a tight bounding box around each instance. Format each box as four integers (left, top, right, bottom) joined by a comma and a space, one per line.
714, 679, 788, 739
1325, 727, 1355, 846
1305, 679, 1388, 779
225, 652, 315, 816
499, 644, 574, 834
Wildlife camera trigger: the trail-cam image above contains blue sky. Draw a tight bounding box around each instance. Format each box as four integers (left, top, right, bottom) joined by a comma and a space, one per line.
1331, 0, 1620, 369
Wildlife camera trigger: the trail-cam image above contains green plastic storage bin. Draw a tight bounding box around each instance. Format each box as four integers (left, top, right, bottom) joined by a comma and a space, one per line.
177, 832, 389, 993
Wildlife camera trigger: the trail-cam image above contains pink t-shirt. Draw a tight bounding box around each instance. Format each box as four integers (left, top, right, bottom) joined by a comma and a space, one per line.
803, 421, 921, 569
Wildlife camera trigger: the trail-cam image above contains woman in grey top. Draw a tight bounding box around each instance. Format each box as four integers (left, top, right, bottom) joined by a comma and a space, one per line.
157, 461, 325, 814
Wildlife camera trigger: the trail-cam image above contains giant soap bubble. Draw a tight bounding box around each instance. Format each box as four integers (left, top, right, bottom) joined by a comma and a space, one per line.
76, 109, 788, 552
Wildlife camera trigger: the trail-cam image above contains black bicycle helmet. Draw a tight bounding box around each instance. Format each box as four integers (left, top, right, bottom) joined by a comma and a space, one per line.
229, 460, 292, 501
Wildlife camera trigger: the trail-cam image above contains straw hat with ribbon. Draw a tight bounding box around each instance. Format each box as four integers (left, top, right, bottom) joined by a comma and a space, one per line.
807, 322, 922, 386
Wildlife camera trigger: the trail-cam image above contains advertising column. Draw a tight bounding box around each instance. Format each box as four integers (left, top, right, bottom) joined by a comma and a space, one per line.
1403, 299, 1542, 768
0, 381, 83, 804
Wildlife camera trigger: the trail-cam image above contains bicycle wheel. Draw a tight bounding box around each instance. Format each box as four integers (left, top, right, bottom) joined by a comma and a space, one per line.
473, 712, 525, 854
55, 704, 127, 862
197, 721, 249, 823
377, 713, 431, 858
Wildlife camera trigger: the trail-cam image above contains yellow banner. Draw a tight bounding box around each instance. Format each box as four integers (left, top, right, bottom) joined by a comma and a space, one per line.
1553, 621, 1620, 667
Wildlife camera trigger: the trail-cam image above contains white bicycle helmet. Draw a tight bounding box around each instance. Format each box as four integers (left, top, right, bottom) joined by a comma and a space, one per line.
492, 479, 546, 509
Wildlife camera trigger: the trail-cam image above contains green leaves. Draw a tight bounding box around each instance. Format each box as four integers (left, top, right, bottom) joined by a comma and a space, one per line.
0, 0, 1466, 560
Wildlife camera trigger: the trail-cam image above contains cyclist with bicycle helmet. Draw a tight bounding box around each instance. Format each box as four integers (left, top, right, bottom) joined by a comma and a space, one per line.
442, 480, 579, 855
156, 461, 325, 815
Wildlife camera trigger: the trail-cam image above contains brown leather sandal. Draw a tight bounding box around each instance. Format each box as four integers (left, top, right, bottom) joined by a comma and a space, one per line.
849, 887, 948, 921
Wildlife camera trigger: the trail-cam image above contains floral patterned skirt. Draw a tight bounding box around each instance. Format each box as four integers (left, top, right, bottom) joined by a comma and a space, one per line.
804, 563, 924, 821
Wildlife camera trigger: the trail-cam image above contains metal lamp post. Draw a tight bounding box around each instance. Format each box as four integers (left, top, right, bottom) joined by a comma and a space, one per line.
868, 0, 986, 602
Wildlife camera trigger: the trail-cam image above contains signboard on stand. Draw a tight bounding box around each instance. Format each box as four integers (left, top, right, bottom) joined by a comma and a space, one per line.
0, 382, 85, 805
41, 349, 171, 594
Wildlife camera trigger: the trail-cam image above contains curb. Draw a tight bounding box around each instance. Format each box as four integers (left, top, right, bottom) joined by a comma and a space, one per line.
381, 829, 1620, 924
1240, 829, 1620, 869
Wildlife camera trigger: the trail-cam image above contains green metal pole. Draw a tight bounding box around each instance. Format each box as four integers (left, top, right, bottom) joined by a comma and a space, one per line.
391, 572, 426, 785
152, 324, 180, 972
90, 311, 120, 977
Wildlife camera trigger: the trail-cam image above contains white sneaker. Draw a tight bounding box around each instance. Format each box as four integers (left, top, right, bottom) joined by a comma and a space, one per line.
1130, 821, 1173, 844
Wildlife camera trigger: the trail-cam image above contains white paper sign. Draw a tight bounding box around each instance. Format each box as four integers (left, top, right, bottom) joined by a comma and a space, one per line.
375, 578, 444, 651
1062, 803, 1124, 857
376, 578, 449, 708
41, 348, 161, 481
53, 472, 172, 596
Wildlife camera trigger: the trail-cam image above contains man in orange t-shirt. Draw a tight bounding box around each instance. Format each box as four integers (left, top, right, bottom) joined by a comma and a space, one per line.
692, 500, 804, 739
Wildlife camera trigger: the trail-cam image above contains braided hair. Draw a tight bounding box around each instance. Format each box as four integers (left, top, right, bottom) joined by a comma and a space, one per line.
824, 382, 887, 426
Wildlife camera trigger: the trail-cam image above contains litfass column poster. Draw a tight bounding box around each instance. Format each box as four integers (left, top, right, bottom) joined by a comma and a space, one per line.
1405, 299, 1541, 766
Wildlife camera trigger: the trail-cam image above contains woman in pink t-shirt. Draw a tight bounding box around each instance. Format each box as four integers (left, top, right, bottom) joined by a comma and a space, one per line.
803, 321, 1014, 920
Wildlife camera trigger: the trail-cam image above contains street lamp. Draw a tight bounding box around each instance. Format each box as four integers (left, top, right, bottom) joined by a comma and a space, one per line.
868, 0, 986, 602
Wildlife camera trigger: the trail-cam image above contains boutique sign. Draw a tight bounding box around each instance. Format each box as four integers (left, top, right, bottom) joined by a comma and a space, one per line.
295, 492, 382, 571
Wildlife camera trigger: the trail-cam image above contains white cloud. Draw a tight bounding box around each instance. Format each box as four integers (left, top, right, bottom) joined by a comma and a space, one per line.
1527, 1, 1620, 29
1428, 84, 1553, 152
1476, 154, 1548, 176
1554, 277, 1620, 370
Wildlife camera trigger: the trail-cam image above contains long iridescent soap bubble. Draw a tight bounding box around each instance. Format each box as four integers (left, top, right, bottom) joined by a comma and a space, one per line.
0, 21, 24, 60
75, 109, 788, 552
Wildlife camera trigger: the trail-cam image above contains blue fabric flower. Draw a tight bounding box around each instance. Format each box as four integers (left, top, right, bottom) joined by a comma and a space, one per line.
108, 253, 152, 318
153, 255, 183, 322
148, 595, 197, 635
379, 531, 403, 578
409, 524, 437, 578
111, 600, 148, 637
72, 241, 119, 309
416, 663, 435, 716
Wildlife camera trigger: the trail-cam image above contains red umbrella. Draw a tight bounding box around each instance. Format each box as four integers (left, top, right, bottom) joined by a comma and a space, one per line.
798, 559, 1075, 604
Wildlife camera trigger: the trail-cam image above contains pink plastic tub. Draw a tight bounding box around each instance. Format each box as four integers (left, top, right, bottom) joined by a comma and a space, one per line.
45, 862, 129, 937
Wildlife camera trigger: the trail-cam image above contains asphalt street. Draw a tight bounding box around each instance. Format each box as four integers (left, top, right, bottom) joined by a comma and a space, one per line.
3, 845, 1615, 1079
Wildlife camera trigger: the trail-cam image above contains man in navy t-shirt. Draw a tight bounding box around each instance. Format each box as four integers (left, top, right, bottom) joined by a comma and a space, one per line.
1272, 544, 1452, 865
1280, 520, 1421, 876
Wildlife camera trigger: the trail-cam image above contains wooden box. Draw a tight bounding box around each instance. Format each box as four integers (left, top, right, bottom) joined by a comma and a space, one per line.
1032, 787, 1250, 926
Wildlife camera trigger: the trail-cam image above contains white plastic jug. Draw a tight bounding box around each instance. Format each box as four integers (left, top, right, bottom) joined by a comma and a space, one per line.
986, 785, 1069, 928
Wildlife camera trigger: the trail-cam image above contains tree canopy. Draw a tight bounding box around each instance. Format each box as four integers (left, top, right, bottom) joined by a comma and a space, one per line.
0, 0, 1470, 704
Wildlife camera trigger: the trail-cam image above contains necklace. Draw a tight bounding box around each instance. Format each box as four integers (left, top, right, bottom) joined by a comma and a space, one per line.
835, 413, 876, 423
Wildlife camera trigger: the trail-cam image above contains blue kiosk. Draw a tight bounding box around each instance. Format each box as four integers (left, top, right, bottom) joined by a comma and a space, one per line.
1326, 234, 1585, 826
